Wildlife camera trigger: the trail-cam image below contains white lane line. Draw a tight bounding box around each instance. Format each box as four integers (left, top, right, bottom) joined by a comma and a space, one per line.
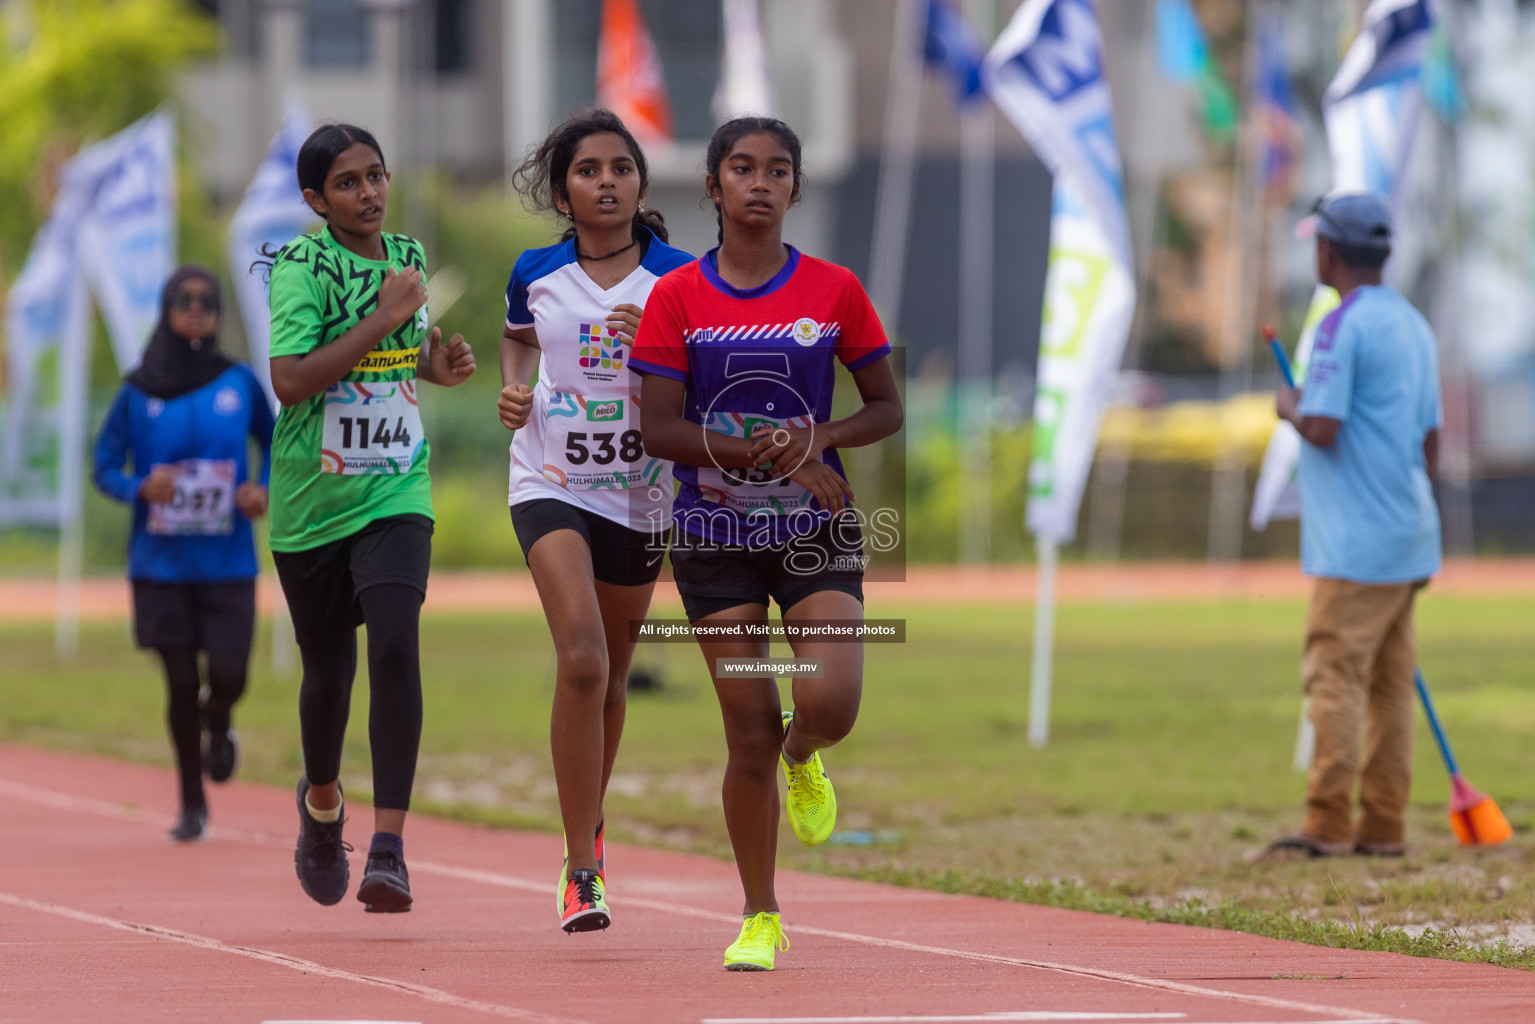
2, 777, 1422, 1024
0, 892, 578, 1024
262, 1020, 421, 1023
700, 1015, 1187, 1023
410, 861, 1413, 1024
699, 1019, 1411, 1024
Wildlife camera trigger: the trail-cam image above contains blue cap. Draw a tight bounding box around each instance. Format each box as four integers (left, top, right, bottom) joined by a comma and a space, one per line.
1298, 191, 1393, 250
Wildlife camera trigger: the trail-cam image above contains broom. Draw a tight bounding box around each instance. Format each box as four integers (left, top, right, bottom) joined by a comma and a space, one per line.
1414, 668, 1513, 846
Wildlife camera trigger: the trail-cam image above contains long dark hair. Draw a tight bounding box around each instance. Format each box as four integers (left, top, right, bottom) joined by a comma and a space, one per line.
253, 123, 389, 273
513, 108, 669, 243
296, 122, 387, 214
704, 117, 804, 244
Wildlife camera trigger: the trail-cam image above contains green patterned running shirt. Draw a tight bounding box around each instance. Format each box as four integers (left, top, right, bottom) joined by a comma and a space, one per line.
267, 226, 434, 552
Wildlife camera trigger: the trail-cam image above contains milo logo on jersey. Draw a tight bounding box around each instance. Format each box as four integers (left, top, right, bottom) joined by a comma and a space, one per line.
587, 399, 623, 422
578, 322, 625, 382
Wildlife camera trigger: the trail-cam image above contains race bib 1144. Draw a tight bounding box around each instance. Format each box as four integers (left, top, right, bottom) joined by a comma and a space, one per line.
321, 380, 424, 475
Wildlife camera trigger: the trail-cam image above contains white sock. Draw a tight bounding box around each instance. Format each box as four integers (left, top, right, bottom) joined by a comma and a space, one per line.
306, 795, 341, 823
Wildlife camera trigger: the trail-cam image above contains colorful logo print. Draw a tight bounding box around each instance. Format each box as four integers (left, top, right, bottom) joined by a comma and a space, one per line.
578, 322, 625, 370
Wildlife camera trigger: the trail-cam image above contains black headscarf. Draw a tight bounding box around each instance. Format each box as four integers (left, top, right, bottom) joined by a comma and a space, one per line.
125, 266, 233, 400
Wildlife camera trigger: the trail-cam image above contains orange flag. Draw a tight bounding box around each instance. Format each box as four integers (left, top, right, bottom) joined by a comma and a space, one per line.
597, 0, 675, 147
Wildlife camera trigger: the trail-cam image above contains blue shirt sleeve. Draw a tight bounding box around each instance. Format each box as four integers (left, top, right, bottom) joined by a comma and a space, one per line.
241, 365, 277, 486
505, 255, 533, 329
1298, 316, 1357, 422
92, 385, 143, 504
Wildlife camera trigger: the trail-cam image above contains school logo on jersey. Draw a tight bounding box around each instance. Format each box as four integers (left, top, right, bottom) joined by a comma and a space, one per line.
213, 386, 242, 415
578, 322, 625, 372
792, 318, 821, 346
586, 399, 624, 422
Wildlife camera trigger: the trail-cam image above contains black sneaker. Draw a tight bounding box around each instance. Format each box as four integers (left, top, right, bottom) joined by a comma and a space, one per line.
167, 807, 207, 843
204, 728, 239, 783
357, 849, 413, 913
294, 776, 351, 906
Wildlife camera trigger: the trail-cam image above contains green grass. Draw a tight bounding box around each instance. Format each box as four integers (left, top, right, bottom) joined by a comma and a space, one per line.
4, 587, 1534, 967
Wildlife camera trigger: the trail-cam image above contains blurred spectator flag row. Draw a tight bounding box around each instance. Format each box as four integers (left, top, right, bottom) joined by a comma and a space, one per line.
0, 108, 314, 530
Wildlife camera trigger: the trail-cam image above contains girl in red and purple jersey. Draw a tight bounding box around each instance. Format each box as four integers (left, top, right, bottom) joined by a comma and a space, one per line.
630, 116, 903, 971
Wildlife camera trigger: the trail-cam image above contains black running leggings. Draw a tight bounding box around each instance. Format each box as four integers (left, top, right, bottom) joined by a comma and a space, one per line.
297, 584, 423, 810
156, 645, 248, 811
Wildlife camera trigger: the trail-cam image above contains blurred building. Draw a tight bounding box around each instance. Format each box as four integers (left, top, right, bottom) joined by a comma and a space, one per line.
185, 0, 1086, 380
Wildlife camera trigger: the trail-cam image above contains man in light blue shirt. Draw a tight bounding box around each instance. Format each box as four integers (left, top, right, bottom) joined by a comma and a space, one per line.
1267, 191, 1442, 860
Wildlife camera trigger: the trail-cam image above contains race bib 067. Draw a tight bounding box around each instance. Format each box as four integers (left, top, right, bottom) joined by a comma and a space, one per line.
146, 459, 237, 536
695, 411, 818, 516
540, 391, 665, 491
321, 380, 424, 475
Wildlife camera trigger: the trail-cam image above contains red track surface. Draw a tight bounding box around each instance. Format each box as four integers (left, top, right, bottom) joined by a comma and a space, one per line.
4, 557, 1534, 623
5, 745, 1533, 1024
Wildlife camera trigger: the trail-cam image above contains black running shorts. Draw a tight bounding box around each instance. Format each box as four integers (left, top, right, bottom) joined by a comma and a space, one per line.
131, 578, 256, 652
272, 513, 433, 647
669, 512, 865, 621
509, 499, 667, 587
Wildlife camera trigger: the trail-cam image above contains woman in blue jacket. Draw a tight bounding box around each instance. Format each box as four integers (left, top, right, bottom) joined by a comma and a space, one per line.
94, 266, 276, 842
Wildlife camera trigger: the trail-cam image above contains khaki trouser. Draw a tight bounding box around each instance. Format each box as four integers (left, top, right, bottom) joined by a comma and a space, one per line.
1302, 577, 1421, 846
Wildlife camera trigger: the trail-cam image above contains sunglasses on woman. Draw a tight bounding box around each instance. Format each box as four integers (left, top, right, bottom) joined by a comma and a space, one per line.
172, 292, 219, 312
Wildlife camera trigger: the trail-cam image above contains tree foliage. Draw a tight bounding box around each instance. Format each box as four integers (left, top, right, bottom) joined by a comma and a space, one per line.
0, 0, 218, 277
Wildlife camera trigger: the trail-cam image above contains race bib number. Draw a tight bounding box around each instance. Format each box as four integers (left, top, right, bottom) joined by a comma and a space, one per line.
540, 392, 664, 491
147, 459, 237, 536
695, 412, 818, 516
321, 380, 424, 475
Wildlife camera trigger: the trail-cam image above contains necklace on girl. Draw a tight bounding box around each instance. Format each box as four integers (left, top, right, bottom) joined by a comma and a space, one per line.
576, 238, 637, 262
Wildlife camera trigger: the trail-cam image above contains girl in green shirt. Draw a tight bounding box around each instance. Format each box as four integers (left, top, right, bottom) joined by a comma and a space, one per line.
267, 123, 475, 914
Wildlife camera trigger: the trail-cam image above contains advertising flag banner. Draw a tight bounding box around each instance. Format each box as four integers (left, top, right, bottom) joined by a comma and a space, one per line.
0, 214, 92, 527
713, 0, 775, 121
983, 0, 1136, 543
924, 0, 988, 103
1154, 0, 1239, 143
229, 103, 315, 409
598, 0, 675, 147
74, 110, 178, 373
1251, 0, 1435, 530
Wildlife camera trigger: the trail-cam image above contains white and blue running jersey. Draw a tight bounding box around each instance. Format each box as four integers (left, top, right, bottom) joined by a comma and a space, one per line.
503, 225, 693, 532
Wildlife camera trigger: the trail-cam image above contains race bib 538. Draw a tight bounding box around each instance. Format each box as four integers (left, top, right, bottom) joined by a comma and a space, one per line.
540, 391, 665, 491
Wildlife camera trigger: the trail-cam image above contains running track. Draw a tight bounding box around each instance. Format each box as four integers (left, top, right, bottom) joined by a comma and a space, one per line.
5, 745, 1532, 1024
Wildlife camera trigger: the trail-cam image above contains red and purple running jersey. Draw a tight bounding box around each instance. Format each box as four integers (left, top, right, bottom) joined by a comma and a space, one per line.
630, 246, 890, 547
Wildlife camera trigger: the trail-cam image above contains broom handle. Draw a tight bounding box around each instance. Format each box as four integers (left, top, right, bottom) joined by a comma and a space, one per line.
1414, 668, 1461, 776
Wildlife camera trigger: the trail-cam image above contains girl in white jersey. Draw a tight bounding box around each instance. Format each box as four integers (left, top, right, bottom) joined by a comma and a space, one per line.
497, 110, 693, 933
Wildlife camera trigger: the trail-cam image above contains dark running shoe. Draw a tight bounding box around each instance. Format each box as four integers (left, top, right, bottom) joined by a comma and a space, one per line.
357, 849, 413, 913
294, 776, 351, 906
167, 807, 207, 843
204, 728, 239, 783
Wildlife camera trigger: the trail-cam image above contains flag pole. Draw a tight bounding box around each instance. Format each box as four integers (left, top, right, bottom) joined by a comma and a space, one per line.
958, 0, 996, 566
54, 281, 92, 662
1028, 534, 1057, 747
1207, 0, 1261, 566
868, 0, 922, 330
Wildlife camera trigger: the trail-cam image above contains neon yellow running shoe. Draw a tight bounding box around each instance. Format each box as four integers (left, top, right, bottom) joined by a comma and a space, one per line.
723, 911, 788, 971
560, 868, 610, 933
780, 712, 837, 846
557, 821, 605, 914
